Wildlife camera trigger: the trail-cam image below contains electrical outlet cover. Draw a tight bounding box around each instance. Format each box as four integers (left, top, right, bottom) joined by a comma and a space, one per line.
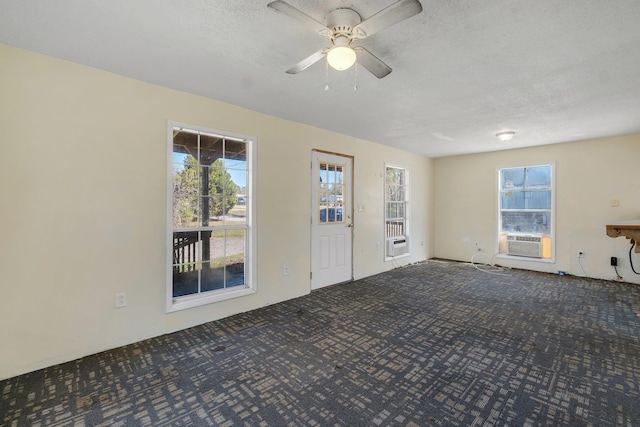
115, 293, 126, 308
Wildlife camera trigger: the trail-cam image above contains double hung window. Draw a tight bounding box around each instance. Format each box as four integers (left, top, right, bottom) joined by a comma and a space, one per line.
385, 164, 410, 259
168, 122, 255, 312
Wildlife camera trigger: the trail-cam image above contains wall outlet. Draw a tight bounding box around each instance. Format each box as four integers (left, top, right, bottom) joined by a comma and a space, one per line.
611, 256, 618, 266
578, 251, 584, 258
115, 292, 126, 308
283, 265, 290, 276
376, 242, 380, 251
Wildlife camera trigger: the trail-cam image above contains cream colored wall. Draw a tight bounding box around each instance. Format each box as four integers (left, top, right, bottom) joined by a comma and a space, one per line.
0, 44, 433, 379
434, 135, 640, 284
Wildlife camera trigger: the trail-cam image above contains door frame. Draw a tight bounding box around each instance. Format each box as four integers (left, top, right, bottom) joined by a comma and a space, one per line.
310, 149, 354, 290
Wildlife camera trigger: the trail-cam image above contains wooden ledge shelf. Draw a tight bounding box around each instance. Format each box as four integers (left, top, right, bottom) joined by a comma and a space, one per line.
606, 221, 640, 253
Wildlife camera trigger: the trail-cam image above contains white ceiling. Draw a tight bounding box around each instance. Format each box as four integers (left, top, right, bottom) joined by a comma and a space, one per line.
2, 0, 640, 157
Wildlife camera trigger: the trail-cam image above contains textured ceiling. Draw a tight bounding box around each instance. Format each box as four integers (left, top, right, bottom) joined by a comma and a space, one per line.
1, 0, 640, 157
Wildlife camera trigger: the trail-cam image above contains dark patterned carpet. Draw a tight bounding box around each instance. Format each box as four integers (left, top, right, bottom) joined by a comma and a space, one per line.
2, 260, 640, 426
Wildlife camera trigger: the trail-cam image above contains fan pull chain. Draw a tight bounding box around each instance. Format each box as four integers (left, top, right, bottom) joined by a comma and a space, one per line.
325, 60, 330, 91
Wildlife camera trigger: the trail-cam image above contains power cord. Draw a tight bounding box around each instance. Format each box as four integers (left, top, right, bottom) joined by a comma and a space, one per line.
613, 264, 623, 280
630, 239, 640, 275
577, 255, 587, 277
470, 252, 511, 276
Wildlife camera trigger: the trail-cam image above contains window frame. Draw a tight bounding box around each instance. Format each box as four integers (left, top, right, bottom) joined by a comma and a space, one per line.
166, 121, 256, 313
384, 163, 410, 261
496, 162, 555, 262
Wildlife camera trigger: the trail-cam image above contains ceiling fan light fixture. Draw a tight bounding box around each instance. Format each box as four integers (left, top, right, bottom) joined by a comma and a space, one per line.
327, 35, 357, 71
327, 45, 357, 70
327, 46, 356, 71
496, 131, 515, 141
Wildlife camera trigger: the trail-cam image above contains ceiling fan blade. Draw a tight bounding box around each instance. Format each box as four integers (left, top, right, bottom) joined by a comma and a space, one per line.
267, 1, 330, 35
286, 50, 327, 74
355, 47, 392, 79
353, 0, 423, 38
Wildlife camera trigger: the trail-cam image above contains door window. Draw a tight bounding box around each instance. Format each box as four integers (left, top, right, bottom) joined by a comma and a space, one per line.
318, 162, 345, 224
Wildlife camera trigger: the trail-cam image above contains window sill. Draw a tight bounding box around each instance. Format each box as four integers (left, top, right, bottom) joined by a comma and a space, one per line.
167, 286, 256, 313
495, 254, 555, 264
385, 253, 410, 262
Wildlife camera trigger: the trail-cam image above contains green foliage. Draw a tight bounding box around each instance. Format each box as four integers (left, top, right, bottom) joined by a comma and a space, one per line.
207, 159, 238, 217
385, 167, 405, 202
173, 156, 238, 227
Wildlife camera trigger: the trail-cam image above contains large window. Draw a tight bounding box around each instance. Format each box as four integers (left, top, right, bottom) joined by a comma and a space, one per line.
498, 164, 553, 259
167, 121, 255, 312
385, 164, 410, 259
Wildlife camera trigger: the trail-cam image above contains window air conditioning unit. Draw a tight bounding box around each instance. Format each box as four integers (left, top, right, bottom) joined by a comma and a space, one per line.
387, 236, 408, 257
506, 234, 542, 258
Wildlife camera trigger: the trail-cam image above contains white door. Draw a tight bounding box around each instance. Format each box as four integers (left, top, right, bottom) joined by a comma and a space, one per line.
311, 151, 353, 290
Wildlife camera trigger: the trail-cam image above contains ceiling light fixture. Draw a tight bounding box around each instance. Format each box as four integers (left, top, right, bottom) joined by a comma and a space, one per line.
327, 36, 356, 71
496, 131, 515, 141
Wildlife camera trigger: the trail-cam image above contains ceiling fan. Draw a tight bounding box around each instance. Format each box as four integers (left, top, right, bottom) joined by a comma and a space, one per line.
267, 0, 423, 79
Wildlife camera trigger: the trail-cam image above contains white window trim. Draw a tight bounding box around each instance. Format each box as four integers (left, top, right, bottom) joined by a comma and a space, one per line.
384, 163, 410, 262
166, 120, 257, 313
495, 162, 556, 263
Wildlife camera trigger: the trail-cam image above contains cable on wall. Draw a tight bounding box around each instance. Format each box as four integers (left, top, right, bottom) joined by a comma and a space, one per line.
629, 239, 640, 275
